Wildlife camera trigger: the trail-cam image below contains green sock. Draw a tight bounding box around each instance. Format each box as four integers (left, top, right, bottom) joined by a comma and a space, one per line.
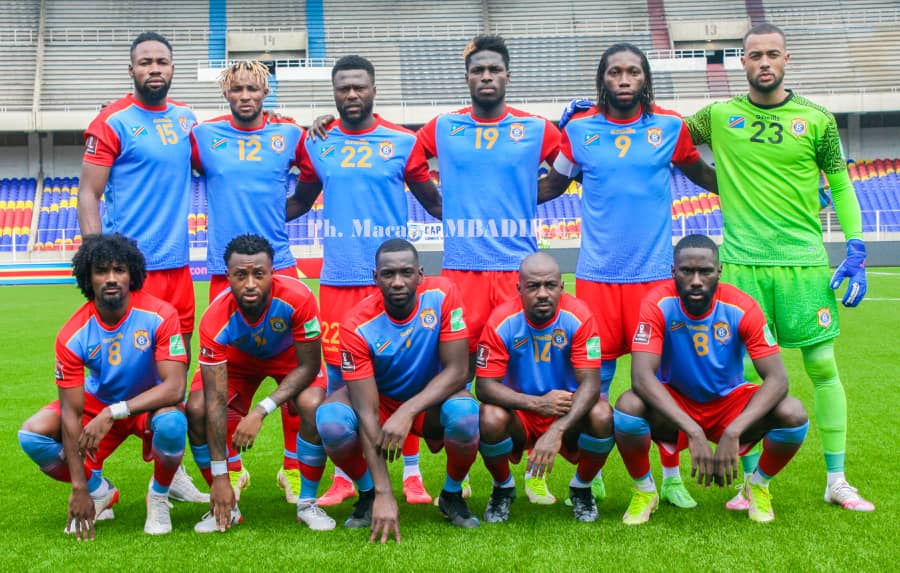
802, 341, 847, 473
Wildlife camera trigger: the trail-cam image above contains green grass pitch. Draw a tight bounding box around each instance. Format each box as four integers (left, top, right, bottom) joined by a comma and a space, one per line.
0, 271, 897, 572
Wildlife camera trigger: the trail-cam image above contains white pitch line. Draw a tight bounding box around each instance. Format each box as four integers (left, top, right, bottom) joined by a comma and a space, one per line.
869, 272, 900, 277
863, 297, 900, 301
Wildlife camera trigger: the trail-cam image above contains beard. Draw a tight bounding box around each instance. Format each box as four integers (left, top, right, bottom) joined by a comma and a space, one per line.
134, 78, 171, 103
233, 105, 263, 124
337, 99, 374, 124
605, 91, 642, 113
747, 71, 784, 94
96, 292, 125, 312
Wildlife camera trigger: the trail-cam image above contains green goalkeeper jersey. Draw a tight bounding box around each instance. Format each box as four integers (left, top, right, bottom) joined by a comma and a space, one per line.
687, 91, 860, 266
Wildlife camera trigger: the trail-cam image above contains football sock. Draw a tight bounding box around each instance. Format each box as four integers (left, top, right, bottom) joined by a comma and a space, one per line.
480, 437, 514, 486
150, 410, 187, 494
316, 402, 368, 482
662, 465, 681, 480
281, 403, 301, 472
441, 397, 479, 492
575, 434, 614, 483
334, 466, 351, 483
190, 443, 212, 485
613, 408, 652, 480
296, 436, 326, 502
88, 470, 107, 497
402, 454, 420, 480
802, 341, 847, 474
758, 422, 809, 480
18, 430, 70, 482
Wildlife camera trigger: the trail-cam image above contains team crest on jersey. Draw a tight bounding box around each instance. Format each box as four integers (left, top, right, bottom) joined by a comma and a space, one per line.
509, 123, 525, 142
320, 145, 336, 158
179, 116, 192, 133
449, 124, 466, 136
551, 328, 568, 349
475, 344, 490, 368
133, 329, 151, 351
817, 307, 832, 328
340, 350, 356, 372
212, 137, 227, 149
420, 308, 438, 329
583, 134, 601, 146
270, 317, 287, 332
791, 119, 808, 137
130, 125, 147, 137
378, 141, 394, 159
88, 344, 101, 360
647, 128, 663, 147
713, 322, 731, 344
633, 322, 652, 345
271, 134, 286, 152
728, 115, 745, 129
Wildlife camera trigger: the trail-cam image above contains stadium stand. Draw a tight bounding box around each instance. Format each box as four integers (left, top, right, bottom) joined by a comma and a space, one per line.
0, 0, 39, 112
33, 177, 80, 252
0, 178, 36, 252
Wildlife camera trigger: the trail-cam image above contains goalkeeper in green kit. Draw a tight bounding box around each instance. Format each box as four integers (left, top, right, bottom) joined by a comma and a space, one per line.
685, 23, 873, 512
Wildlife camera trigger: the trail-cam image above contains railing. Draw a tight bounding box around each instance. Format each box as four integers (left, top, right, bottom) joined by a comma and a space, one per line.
200, 58, 335, 69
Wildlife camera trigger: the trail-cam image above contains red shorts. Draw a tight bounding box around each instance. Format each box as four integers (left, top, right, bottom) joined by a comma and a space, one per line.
45, 393, 155, 472
667, 383, 760, 452
576, 278, 668, 360
319, 284, 379, 366
514, 410, 579, 464
442, 269, 518, 352
143, 266, 195, 335
208, 265, 301, 302
378, 395, 427, 437
190, 350, 327, 407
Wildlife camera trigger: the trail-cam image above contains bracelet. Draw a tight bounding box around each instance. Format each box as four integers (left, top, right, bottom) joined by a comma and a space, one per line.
258, 397, 277, 415
210, 460, 228, 477
108, 401, 130, 420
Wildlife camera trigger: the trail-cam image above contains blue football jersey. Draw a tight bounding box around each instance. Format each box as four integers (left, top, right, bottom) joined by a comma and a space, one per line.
192, 114, 303, 275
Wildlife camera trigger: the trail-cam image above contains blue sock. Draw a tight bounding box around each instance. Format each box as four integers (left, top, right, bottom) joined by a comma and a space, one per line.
191, 443, 211, 470
600, 359, 617, 399
356, 470, 374, 493
296, 437, 326, 502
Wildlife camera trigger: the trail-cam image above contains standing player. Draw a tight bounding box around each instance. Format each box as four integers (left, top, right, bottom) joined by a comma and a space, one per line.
686, 23, 874, 511
615, 234, 809, 524
476, 253, 614, 523
416, 34, 562, 503
189, 60, 310, 505
315, 239, 480, 541
76, 32, 206, 504
18, 234, 189, 538
288, 55, 442, 506
193, 235, 329, 533
539, 43, 717, 507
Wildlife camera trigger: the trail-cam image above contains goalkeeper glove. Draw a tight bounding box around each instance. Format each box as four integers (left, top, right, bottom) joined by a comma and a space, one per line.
559, 99, 595, 129
829, 239, 867, 307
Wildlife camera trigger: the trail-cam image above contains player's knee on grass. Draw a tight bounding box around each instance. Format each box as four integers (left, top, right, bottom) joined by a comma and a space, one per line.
771, 396, 809, 430
316, 401, 359, 448
801, 341, 838, 382
151, 409, 188, 453
479, 403, 512, 442
441, 397, 479, 442
18, 429, 63, 467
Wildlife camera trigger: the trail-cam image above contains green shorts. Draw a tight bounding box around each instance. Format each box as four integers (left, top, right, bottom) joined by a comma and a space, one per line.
721, 263, 839, 348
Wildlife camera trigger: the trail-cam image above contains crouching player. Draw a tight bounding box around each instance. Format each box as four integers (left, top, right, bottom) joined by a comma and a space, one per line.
476, 253, 614, 523
316, 239, 480, 543
18, 234, 189, 538
190, 234, 329, 533
615, 234, 809, 524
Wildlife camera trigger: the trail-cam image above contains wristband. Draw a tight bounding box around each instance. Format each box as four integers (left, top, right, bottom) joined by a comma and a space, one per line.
210, 460, 228, 477
258, 397, 277, 415
108, 401, 130, 420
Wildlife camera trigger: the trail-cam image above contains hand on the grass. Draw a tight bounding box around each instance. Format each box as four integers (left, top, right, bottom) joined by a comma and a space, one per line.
714, 429, 741, 487
232, 410, 265, 451
379, 411, 413, 462
529, 428, 563, 478
370, 492, 401, 544
67, 487, 96, 541
307, 114, 335, 140
830, 239, 867, 307
687, 430, 717, 487
210, 476, 236, 533
533, 389, 573, 417
79, 408, 114, 459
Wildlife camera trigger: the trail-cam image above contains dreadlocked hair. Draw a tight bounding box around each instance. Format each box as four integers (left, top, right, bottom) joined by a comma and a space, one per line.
596, 43, 655, 116
219, 60, 270, 92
